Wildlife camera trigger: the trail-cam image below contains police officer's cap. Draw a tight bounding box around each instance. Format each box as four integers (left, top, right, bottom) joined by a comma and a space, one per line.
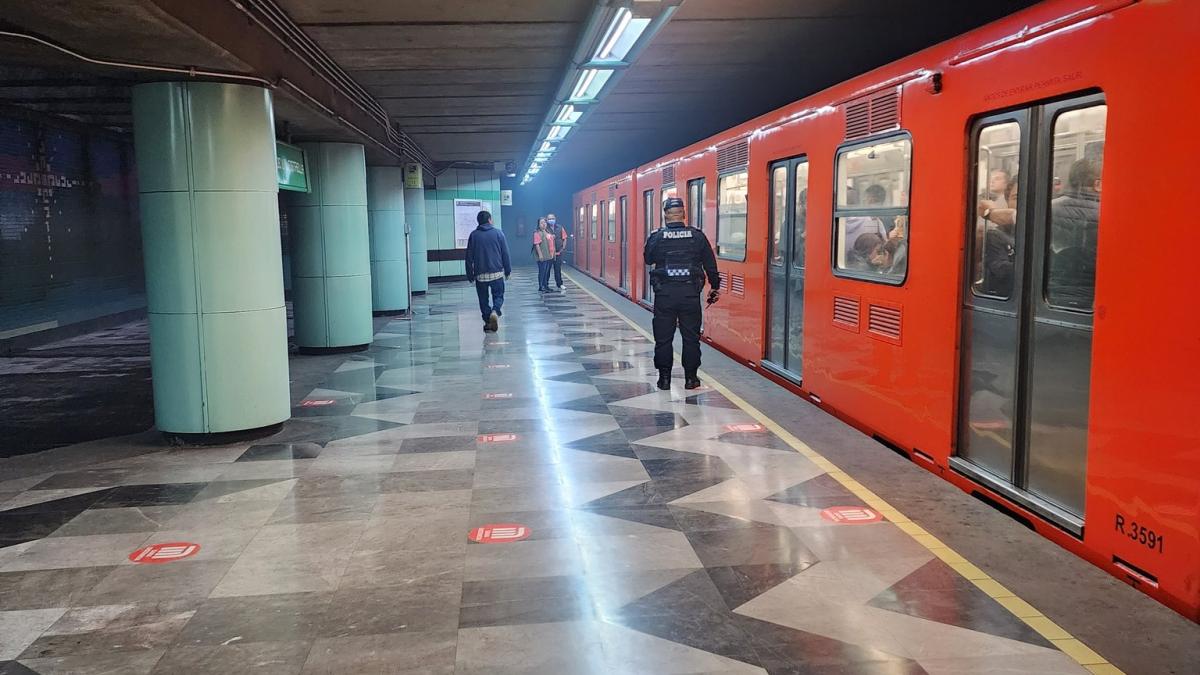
662, 197, 684, 211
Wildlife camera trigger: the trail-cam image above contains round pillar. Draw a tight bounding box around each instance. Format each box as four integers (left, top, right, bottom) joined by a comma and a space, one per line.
286, 142, 373, 351
366, 166, 409, 314
403, 182, 428, 294
130, 81, 290, 436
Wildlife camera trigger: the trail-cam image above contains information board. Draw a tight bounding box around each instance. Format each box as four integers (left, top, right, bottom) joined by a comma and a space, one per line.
454, 198, 492, 249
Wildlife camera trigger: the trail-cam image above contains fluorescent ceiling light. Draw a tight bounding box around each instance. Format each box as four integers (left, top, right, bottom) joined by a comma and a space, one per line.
571, 69, 598, 100
569, 69, 612, 102
595, 8, 631, 60
547, 125, 571, 141
595, 9, 650, 62
539, 141, 553, 153
555, 105, 582, 125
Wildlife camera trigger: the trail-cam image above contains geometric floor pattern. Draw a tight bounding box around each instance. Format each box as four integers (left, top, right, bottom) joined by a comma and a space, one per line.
0, 270, 1088, 673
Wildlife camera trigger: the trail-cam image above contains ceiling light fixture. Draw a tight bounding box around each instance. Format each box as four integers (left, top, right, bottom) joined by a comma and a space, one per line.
518, 1, 680, 186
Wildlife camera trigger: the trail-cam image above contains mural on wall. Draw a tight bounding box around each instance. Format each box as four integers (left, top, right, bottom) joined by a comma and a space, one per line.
0, 114, 143, 334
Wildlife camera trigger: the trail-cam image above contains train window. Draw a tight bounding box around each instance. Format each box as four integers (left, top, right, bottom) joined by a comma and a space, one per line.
717, 171, 748, 260
607, 199, 616, 242
643, 189, 656, 234
590, 203, 598, 239
971, 121, 1022, 300
794, 161, 809, 269
1046, 104, 1106, 312
769, 166, 786, 267
687, 178, 705, 232
833, 135, 911, 283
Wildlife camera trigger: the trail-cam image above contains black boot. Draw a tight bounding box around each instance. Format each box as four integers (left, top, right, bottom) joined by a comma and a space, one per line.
684, 373, 701, 390
656, 369, 672, 391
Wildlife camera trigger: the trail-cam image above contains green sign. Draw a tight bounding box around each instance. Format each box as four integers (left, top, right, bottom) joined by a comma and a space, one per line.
277, 142, 309, 193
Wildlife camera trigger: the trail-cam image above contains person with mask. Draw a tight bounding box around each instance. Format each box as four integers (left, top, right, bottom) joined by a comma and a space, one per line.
532, 217, 557, 293
543, 212, 568, 291
644, 197, 720, 390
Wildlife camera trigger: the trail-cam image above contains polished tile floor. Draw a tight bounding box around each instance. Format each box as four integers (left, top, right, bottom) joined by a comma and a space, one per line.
0, 270, 1094, 674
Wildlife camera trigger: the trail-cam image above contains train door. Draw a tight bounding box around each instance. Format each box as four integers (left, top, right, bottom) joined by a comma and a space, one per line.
762, 156, 809, 381
642, 189, 656, 303
589, 202, 598, 274
574, 206, 583, 265
599, 200, 607, 278
619, 196, 629, 291
955, 96, 1106, 533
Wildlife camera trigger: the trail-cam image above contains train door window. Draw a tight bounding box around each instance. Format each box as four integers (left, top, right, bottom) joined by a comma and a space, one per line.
590, 203, 598, 239
1045, 105, 1106, 311
687, 178, 705, 233
970, 121, 1023, 300
769, 167, 787, 267
716, 170, 748, 260
793, 162, 810, 270
833, 135, 912, 283
608, 199, 617, 242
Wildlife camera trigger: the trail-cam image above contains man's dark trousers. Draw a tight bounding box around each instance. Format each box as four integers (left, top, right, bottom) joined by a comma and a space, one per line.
652, 282, 702, 374
551, 255, 564, 288
475, 278, 505, 322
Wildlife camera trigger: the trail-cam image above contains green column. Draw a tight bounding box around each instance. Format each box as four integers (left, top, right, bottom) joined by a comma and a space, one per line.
130, 81, 289, 435
404, 182, 429, 294
286, 142, 373, 351
366, 167, 409, 314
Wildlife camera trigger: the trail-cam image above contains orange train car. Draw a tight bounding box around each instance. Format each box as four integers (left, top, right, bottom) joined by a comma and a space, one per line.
571, 0, 1200, 620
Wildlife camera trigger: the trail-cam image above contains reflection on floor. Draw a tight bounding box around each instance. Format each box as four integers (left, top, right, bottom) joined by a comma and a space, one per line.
0, 270, 1089, 674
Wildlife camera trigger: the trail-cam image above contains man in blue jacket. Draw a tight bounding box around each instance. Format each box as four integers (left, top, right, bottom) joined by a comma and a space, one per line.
465, 210, 511, 332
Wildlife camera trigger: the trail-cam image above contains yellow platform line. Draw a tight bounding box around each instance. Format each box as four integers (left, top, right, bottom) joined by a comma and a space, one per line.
563, 270, 1121, 674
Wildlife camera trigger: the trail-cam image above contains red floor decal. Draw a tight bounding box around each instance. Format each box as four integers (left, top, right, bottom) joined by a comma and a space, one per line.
477, 433, 517, 443
820, 506, 884, 524
484, 392, 513, 399
725, 423, 765, 433
129, 542, 201, 563
468, 524, 531, 544
300, 399, 337, 407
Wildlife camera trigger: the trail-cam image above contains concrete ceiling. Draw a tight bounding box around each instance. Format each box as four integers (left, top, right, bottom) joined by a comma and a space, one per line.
0, 0, 1038, 182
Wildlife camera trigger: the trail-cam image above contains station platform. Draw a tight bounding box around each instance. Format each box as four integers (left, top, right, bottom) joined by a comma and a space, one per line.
0, 268, 1196, 674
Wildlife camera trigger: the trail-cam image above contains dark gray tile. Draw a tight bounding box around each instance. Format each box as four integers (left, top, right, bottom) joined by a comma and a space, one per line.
151, 641, 310, 675
237, 443, 324, 462
0, 566, 117, 610
175, 593, 332, 645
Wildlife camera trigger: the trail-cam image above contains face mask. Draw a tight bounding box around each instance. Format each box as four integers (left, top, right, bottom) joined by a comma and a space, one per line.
547, 219, 556, 225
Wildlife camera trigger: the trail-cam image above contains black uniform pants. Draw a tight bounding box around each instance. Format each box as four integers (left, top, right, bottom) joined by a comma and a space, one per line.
652, 282, 702, 375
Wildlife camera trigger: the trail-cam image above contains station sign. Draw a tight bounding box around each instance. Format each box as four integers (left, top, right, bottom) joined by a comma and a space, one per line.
276, 142, 309, 193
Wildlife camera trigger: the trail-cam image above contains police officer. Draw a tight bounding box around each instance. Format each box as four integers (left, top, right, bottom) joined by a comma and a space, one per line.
644, 196, 719, 390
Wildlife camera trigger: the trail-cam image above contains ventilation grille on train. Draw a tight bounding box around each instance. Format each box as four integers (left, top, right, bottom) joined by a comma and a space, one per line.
662, 164, 676, 187
718, 271, 730, 294
609, 183, 617, 195
730, 274, 745, 297
716, 139, 749, 173
833, 295, 860, 331
867, 304, 902, 342
844, 88, 901, 140
591, 191, 597, 201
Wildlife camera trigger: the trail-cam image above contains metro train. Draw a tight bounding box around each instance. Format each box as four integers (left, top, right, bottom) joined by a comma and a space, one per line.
570, 0, 1200, 620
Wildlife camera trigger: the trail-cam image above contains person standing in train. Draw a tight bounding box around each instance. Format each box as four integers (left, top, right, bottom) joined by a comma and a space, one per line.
644, 196, 720, 391
544, 212, 568, 292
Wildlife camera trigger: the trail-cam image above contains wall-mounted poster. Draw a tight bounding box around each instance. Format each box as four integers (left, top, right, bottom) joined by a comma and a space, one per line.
453, 198, 492, 249
500, 189, 513, 206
